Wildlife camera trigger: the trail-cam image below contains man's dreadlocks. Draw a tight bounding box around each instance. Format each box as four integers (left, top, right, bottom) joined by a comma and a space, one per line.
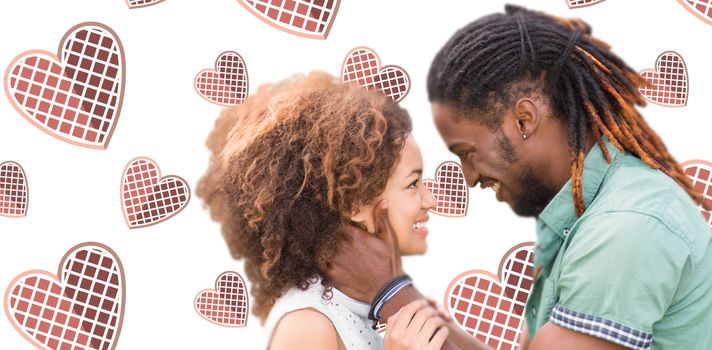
427, 4, 704, 216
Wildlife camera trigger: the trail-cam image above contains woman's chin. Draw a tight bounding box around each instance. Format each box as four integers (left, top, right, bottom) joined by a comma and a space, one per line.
399, 245, 427, 256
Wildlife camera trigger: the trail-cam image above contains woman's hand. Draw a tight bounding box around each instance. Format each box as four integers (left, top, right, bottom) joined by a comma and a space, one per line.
384, 299, 450, 350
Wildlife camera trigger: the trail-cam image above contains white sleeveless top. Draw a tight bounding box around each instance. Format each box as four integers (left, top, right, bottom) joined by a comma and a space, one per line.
261, 278, 384, 350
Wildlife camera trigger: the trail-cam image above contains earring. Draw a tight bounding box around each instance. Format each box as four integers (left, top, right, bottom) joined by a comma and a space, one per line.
523, 133, 527, 140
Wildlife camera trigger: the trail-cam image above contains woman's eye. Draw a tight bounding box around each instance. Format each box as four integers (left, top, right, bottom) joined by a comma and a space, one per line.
408, 179, 419, 188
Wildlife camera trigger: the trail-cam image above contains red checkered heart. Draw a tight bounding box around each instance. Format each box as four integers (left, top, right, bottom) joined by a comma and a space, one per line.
676, 0, 712, 26
4, 22, 124, 149
195, 51, 249, 106
4, 242, 125, 350
341, 47, 410, 103
0, 161, 29, 217
125, 0, 165, 8
423, 161, 469, 217
681, 160, 712, 228
445, 243, 535, 350
120, 157, 190, 229
194, 271, 249, 327
566, 0, 606, 8
639, 51, 688, 107
236, 0, 340, 39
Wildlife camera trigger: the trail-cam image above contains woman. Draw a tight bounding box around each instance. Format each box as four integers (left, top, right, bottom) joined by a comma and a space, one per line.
197, 72, 448, 349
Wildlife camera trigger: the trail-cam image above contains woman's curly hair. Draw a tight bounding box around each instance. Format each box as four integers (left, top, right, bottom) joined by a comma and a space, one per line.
197, 72, 412, 321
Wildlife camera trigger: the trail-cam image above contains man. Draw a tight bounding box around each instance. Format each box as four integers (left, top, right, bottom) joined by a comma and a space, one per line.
327, 5, 712, 350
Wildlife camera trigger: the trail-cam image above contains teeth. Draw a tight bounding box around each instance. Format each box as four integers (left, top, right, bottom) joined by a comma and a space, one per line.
413, 221, 427, 230
492, 182, 501, 193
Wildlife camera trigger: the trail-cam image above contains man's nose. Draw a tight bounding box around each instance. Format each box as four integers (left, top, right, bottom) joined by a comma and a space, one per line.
462, 166, 480, 188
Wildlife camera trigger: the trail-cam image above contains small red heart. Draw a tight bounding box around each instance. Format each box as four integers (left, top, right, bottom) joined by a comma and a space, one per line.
681, 159, 712, 228
423, 161, 469, 217
4, 22, 125, 149
236, 0, 340, 39
125, 0, 165, 8
120, 157, 191, 229
195, 51, 249, 106
194, 271, 249, 327
676, 0, 712, 26
4, 242, 125, 350
0, 161, 29, 217
639, 51, 688, 107
341, 47, 410, 102
566, 0, 606, 9
445, 243, 535, 350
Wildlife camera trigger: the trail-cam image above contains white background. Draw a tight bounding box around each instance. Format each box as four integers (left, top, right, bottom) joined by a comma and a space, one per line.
1, 0, 710, 348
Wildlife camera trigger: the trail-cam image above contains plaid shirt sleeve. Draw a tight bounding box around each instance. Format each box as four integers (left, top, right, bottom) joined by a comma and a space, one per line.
552, 211, 692, 349
550, 304, 652, 349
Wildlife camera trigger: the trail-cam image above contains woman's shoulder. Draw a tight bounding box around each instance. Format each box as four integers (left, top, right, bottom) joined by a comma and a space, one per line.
269, 308, 342, 350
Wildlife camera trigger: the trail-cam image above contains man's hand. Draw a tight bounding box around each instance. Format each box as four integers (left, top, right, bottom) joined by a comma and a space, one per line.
384, 299, 450, 350
326, 199, 402, 303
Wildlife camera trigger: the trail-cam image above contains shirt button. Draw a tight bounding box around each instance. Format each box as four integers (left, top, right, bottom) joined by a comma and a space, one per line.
532, 307, 537, 317
563, 228, 570, 237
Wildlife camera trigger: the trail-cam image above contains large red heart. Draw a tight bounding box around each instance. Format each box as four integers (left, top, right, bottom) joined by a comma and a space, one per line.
423, 161, 469, 217
566, 0, 606, 8
341, 47, 410, 103
194, 271, 249, 327
120, 157, 191, 229
194, 51, 249, 106
676, 0, 712, 26
4, 22, 124, 150
445, 243, 535, 350
681, 159, 712, 228
639, 51, 688, 107
125, 0, 165, 8
4, 242, 125, 350
0, 161, 29, 217
236, 0, 340, 39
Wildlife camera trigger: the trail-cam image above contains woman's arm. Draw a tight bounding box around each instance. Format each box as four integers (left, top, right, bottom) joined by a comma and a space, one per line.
268, 308, 344, 350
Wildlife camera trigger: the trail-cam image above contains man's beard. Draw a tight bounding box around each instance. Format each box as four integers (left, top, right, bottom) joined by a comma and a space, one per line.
495, 129, 558, 217
510, 165, 558, 218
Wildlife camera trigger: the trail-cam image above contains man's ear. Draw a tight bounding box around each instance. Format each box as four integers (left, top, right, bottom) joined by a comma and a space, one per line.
513, 98, 541, 138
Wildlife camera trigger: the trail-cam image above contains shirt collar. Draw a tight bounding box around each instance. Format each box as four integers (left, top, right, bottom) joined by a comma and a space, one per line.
332, 287, 371, 318
534, 138, 622, 270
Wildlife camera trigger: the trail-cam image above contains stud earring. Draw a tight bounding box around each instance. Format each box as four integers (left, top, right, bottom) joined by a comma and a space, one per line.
523, 133, 527, 140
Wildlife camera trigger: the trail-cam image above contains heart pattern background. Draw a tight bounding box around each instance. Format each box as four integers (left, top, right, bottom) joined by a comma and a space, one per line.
566, 0, 606, 8
0, 161, 29, 217
4, 22, 124, 150
125, 0, 165, 8
341, 47, 410, 102
4, 242, 125, 350
120, 157, 191, 229
236, 0, 340, 39
194, 271, 249, 327
424, 161, 469, 217
445, 243, 535, 350
676, 0, 712, 26
195, 51, 249, 106
639, 51, 688, 107
681, 160, 712, 227
2, 1, 711, 348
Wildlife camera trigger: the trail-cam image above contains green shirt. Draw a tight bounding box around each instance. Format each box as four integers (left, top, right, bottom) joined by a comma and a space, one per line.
525, 139, 712, 349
